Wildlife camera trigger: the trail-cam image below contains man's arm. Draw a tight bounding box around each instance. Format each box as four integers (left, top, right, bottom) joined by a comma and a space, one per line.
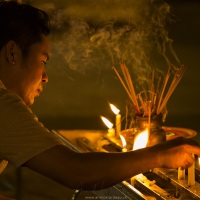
23, 137, 200, 190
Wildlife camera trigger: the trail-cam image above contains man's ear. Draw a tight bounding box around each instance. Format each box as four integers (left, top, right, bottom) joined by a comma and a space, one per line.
5, 41, 16, 65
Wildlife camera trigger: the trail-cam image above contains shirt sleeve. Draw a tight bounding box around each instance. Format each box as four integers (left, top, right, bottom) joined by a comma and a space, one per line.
0, 89, 63, 167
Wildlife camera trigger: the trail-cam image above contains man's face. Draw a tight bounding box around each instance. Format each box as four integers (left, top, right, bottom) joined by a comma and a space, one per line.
11, 35, 50, 106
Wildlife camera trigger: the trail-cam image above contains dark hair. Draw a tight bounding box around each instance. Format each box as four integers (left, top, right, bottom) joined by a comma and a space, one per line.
0, 1, 51, 56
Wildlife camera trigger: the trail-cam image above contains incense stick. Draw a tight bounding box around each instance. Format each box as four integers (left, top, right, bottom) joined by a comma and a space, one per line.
156, 66, 171, 114
157, 65, 185, 114
113, 64, 140, 114
113, 67, 137, 108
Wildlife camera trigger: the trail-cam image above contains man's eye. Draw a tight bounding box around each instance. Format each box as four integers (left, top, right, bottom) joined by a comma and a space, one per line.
42, 61, 47, 65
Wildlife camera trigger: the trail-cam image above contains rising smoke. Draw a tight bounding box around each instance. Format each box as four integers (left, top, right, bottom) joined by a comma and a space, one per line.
37, 0, 181, 90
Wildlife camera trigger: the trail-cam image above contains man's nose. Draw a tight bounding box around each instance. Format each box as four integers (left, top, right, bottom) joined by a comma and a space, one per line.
42, 71, 48, 84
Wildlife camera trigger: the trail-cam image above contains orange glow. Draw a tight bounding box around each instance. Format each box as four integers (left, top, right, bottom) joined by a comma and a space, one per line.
199, 157, 200, 168
132, 128, 149, 150
120, 135, 126, 148
100, 116, 113, 129
110, 104, 120, 115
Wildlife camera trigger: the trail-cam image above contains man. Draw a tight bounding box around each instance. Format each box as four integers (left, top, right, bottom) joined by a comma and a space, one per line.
0, 0, 199, 197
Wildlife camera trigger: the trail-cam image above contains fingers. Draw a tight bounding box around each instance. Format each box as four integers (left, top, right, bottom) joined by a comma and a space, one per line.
177, 138, 200, 158
180, 153, 195, 169
181, 159, 193, 169
151, 137, 200, 169
180, 162, 189, 170
186, 145, 200, 157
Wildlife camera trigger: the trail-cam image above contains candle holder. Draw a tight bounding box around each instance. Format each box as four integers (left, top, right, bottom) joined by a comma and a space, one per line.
134, 114, 166, 147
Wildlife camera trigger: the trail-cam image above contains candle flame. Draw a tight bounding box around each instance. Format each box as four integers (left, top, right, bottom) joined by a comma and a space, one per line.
198, 157, 200, 168
133, 128, 149, 150
120, 135, 126, 148
110, 104, 120, 115
100, 116, 113, 129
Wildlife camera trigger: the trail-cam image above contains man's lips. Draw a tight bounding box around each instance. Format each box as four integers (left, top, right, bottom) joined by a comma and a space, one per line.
36, 88, 43, 96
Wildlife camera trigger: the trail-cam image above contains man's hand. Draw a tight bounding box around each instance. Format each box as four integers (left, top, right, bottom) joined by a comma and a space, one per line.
152, 137, 200, 169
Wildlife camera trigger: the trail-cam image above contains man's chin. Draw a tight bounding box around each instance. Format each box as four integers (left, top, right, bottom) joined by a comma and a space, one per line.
25, 98, 35, 107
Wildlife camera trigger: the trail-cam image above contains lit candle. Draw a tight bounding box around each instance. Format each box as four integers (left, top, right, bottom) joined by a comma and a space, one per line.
131, 128, 149, 186
188, 154, 195, 186
110, 104, 121, 138
100, 116, 115, 137
119, 135, 127, 152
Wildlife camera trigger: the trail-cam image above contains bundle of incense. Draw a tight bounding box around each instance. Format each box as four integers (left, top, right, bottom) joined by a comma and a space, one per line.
113, 63, 185, 117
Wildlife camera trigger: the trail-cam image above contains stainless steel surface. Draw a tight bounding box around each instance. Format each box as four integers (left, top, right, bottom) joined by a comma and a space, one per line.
153, 168, 200, 199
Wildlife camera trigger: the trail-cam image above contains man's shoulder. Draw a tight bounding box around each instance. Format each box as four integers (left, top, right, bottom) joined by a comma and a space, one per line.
0, 88, 21, 100
0, 88, 26, 107
0, 88, 33, 118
